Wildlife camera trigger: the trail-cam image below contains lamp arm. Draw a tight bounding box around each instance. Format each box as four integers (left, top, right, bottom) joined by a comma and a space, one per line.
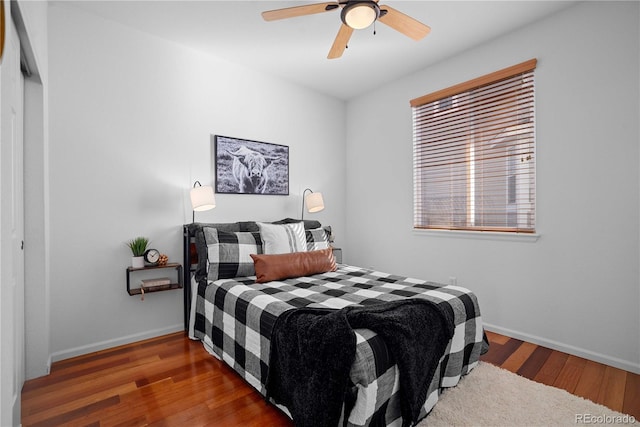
192, 181, 201, 222
301, 188, 312, 220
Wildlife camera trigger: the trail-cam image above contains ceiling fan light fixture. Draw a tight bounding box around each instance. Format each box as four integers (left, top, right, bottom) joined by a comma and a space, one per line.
341, 1, 380, 30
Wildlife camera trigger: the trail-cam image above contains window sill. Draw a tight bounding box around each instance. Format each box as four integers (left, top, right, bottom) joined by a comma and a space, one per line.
413, 228, 540, 242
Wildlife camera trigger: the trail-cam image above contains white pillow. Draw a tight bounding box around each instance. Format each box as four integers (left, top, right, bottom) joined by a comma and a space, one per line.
258, 222, 307, 254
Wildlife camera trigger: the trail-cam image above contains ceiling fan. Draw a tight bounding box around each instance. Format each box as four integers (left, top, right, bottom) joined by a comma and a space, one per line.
262, 1, 431, 59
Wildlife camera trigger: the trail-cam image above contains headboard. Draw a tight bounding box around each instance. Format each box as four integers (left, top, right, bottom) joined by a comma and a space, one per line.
182, 218, 330, 329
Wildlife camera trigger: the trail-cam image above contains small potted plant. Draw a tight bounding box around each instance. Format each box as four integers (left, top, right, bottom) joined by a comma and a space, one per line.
126, 237, 149, 268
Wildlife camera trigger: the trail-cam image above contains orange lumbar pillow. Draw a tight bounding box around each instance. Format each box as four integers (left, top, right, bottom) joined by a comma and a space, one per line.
251, 248, 337, 283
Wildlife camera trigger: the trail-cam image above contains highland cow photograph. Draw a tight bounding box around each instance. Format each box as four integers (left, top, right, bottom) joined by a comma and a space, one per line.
214, 135, 289, 195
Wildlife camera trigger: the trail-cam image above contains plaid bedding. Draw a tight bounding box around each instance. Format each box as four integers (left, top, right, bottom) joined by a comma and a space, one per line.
190, 264, 487, 426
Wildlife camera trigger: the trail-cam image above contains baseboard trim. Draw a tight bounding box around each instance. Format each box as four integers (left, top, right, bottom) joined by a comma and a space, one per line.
47, 322, 640, 374
50, 324, 184, 363
484, 322, 640, 375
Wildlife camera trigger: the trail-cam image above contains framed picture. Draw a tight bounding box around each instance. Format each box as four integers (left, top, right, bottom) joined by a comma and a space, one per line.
214, 135, 289, 195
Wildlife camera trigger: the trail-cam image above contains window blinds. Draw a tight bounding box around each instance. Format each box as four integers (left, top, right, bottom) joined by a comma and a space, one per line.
412, 59, 536, 233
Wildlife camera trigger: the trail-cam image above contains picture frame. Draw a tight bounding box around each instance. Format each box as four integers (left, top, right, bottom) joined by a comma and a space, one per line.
213, 135, 289, 195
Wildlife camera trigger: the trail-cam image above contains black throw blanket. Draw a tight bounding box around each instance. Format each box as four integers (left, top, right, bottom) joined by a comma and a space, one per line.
265, 299, 455, 427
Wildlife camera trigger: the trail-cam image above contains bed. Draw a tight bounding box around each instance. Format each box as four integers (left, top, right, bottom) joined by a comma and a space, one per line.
183, 220, 489, 426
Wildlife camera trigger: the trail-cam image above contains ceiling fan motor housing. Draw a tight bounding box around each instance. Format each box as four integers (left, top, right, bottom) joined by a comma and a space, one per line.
341, 1, 380, 29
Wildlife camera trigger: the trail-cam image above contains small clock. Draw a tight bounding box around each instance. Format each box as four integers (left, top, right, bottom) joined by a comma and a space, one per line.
144, 248, 160, 265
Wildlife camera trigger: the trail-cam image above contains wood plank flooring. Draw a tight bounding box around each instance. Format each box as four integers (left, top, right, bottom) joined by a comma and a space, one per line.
481, 330, 639, 418
22, 330, 640, 426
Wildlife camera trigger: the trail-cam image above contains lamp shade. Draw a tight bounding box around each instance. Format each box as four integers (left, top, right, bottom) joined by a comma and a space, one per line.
190, 185, 216, 212
305, 192, 325, 213
342, 2, 379, 29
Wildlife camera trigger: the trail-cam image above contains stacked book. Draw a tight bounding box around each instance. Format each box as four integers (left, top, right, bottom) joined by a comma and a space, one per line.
140, 277, 171, 288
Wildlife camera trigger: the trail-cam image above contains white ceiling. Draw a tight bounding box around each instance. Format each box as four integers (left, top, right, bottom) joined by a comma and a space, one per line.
63, 0, 578, 100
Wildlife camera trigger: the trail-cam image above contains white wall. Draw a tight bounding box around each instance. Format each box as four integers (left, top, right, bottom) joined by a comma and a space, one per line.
345, 1, 640, 373
47, 4, 346, 360
46, 1, 640, 374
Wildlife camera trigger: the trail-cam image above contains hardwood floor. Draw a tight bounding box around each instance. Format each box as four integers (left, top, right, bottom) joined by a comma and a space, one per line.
481, 330, 640, 419
22, 331, 639, 426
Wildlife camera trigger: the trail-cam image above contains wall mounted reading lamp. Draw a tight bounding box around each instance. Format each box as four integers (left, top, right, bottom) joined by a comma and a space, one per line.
301, 188, 325, 220
190, 181, 216, 223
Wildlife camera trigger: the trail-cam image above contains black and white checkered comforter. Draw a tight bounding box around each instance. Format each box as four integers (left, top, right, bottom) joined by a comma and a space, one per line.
190, 264, 487, 426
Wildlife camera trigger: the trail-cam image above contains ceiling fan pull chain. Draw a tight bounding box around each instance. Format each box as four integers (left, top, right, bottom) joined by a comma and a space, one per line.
373, 20, 377, 35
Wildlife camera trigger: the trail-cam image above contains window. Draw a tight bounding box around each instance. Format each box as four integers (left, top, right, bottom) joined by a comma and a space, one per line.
411, 59, 537, 233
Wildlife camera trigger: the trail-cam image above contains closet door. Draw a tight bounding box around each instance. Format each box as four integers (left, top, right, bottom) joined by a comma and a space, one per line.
0, 4, 25, 425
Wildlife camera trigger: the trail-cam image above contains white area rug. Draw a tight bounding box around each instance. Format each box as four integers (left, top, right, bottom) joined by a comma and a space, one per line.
418, 362, 634, 426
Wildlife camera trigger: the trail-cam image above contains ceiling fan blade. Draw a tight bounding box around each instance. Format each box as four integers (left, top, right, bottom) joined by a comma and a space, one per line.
378, 5, 431, 41
262, 2, 340, 22
328, 24, 354, 59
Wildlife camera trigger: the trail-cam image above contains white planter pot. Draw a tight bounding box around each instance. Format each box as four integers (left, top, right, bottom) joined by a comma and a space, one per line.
131, 256, 144, 269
